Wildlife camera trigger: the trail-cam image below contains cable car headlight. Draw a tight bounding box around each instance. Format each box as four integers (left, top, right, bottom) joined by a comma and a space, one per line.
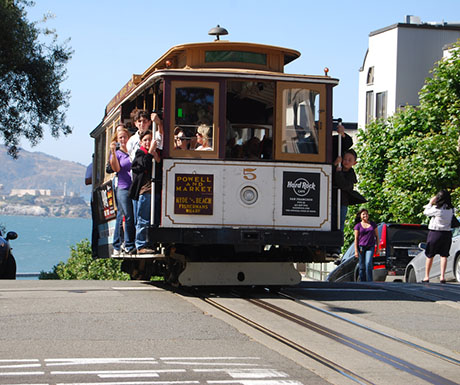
240, 186, 258, 205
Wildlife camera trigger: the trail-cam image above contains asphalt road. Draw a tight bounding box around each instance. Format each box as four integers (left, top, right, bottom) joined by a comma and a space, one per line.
0, 279, 458, 385
0, 280, 323, 385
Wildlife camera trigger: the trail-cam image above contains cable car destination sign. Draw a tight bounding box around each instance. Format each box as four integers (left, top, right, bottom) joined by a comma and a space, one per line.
174, 173, 214, 215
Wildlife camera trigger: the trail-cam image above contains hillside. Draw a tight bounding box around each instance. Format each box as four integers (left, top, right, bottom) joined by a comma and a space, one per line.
0, 146, 90, 197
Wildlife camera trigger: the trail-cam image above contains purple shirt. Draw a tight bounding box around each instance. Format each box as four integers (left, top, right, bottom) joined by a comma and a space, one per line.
111, 150, 132, 189
354, 221, 377, 248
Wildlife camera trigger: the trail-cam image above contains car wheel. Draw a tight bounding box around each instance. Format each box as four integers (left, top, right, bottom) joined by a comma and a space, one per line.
3, 255, 16, 279
406, 267, 417, 283
454, 255, 460, 283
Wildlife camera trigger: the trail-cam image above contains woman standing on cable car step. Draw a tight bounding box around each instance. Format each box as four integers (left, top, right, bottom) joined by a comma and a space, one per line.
110, 125, 136, 255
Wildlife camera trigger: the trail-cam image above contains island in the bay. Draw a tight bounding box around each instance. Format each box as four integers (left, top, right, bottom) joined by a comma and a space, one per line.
0, 147, 91, 218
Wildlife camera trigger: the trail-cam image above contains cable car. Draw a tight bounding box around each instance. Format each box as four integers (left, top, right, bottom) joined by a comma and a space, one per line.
90, 27, 343, 285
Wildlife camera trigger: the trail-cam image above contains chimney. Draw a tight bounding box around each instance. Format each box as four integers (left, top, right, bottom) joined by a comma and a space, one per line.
405, 15, 421, 25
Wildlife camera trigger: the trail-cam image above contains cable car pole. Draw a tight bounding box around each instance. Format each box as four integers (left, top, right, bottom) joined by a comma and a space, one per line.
150, 83, 160, 228
151, 117, 157, 226
337, 118, 342, 230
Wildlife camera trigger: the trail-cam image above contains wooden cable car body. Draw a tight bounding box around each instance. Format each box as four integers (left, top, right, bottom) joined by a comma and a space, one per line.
90, 37, 342, 285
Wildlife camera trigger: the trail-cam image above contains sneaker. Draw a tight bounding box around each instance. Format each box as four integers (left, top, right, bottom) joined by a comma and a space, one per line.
126, 248, 137, 255
112, 249, 121, 257
137, 248, 155, 254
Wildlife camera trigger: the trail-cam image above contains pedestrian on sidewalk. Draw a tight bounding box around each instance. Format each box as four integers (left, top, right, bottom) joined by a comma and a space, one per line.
423, 190, 454, 283
354, 208, 379, 282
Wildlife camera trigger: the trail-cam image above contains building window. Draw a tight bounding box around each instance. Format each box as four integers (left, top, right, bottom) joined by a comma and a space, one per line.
367, 66, 374, 85
365, 91, 374, 125
376, 91, 387, 119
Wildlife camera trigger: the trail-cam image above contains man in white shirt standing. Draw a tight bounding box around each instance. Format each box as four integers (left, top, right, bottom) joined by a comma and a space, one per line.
127, 109, 163, 161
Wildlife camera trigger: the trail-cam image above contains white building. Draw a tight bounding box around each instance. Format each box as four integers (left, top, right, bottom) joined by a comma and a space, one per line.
10, 189, 51, 197
358, 16, 460, 129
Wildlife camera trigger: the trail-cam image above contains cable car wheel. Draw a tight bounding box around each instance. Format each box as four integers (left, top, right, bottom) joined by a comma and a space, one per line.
164, 246, 186, 286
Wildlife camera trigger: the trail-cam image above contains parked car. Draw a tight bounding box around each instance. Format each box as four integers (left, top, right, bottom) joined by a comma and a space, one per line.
0, 230, 17, 279
327, 223, 428, 282
405, 227, 460, 283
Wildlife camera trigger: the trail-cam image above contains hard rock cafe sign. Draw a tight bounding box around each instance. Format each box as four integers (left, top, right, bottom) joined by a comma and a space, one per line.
282, 171, 320, 217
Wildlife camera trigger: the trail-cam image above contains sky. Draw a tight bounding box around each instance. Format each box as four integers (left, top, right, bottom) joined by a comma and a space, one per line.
18, 0, 460, 165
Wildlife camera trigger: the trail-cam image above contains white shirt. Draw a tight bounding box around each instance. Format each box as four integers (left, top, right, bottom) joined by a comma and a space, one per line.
423, 203, 453, 231
127, 132, 140, 162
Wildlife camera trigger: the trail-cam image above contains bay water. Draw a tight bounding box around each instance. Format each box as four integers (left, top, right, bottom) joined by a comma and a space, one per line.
1, 215, 91, 276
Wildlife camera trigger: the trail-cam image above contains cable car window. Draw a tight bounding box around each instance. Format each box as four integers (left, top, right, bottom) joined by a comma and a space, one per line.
175, 87, 213, 151
225, 80, 274, 160
170, 81, 220, 157
175, 87, 214, 127
205, 51, 267, 65
275, 82, 326, 162
282, 88, 320, 154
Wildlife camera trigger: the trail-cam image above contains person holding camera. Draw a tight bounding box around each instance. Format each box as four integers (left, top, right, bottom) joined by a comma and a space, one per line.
110, 125, 136, 255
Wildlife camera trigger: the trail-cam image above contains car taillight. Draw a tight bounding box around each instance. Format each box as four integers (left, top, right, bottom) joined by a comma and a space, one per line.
378, 224, 387, 257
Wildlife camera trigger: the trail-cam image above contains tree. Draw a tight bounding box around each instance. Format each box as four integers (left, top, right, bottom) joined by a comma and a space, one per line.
0, 0, 72, 158
351, 42, 460, 241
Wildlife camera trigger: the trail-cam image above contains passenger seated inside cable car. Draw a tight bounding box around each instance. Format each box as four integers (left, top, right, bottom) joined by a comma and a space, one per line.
174, 127, 190, 150
195, 124, 213, 151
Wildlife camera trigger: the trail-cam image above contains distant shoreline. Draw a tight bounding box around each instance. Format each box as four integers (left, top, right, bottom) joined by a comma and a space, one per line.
0, 200, 90, 219
0, 209, 90, 219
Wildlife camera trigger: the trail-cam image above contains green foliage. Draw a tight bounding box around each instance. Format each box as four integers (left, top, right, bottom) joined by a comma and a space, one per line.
0, 0, 72, 158
39, 239, 130, 280
350, 42, 460, 246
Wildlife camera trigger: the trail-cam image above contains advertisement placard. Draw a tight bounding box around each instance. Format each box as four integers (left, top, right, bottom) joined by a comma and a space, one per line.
282, 171, 320, 217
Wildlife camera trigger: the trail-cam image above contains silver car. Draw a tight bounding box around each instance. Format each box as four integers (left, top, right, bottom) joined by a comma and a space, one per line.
405, 227, 460, 283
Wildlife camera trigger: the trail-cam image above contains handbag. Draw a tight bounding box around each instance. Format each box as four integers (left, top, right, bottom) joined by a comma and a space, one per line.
451, 211, 460, 228
106, 160, 114, 174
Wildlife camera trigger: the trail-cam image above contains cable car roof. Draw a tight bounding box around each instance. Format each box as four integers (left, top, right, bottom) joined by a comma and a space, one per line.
141, 41, 301, 78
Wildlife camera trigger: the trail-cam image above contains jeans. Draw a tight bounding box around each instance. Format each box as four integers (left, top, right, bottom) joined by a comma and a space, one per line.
113, 188, 135, 251
135, 193, 151, 250
132, 199, 138, 227
112, 205, 123, 250
340, 205, 348, 231
358, 246, 374, 282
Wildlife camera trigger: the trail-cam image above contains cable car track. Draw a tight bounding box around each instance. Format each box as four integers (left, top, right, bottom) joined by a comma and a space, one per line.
278, 288, 460, 367
197, 290, 374, 385
186, 287, 459, 385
